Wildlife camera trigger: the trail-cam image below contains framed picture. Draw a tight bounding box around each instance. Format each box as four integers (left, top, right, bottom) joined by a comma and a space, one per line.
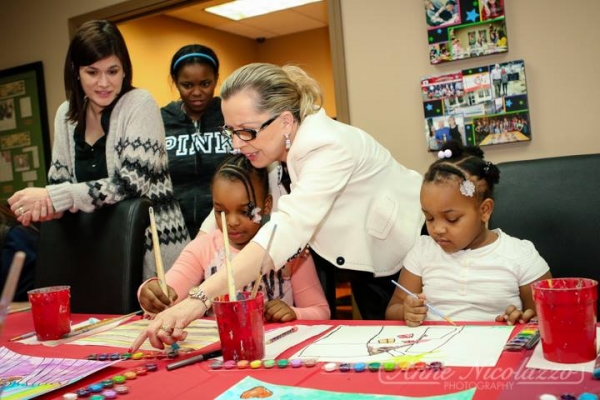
421, 59, 531, 151
0, 61, 50, 201
424, 0, 508, 65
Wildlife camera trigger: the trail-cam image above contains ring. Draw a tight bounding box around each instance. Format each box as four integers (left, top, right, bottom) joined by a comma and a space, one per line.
17, 206, 24, 216
173, 326, 184, 331
161, 326, 174, 334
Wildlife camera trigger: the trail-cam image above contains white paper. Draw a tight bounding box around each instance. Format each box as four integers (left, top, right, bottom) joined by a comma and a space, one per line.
264, 324, 333, 359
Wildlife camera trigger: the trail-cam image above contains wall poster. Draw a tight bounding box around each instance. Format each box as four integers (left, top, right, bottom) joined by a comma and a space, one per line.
424, 0, 508, 65
421, 59, 531, 151
0, 62, 50, 202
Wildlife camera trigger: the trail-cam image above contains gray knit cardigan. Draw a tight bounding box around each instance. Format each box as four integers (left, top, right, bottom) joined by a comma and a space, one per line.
46, 89, 190, 280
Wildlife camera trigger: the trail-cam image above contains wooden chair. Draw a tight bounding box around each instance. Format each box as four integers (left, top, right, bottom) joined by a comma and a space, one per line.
35, 198, 151, 314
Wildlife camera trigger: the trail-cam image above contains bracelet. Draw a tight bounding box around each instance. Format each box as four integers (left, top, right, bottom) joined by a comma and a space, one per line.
188, 286, 212, 310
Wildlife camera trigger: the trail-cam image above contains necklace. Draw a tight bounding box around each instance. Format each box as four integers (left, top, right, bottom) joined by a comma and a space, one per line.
180, 102, 200, 134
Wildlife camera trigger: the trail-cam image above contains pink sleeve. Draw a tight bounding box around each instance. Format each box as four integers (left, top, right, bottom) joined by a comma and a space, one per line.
164, 233, 214, 304
289, 254, 331, 320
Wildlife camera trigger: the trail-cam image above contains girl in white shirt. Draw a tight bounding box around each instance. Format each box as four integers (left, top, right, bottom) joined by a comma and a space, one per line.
386, 141, 551, 325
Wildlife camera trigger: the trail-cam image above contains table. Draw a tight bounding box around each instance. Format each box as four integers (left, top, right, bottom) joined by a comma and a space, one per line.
2, 312, 600, 400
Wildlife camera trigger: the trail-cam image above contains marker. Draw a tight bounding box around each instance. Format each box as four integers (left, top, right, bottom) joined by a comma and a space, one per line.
166, 349, 222, 371
266, 326, 298, 344
524, 331, 541, 350
391, 280, 456, 326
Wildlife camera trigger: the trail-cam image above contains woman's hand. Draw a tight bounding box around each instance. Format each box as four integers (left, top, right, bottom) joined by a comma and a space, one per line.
495, 305, 536, 325
8, 188, 55, 226
264, 299, 296, 322
139, 280, 178, 315
130, 298, 207, 351
403, 293, 428, 327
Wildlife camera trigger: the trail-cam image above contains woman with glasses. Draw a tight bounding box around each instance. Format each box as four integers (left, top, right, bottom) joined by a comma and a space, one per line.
132, 63, 423, 350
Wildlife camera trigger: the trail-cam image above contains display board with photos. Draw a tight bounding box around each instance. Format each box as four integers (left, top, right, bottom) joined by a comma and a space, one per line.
425, 0, 507, 65
421, 59, 530, 152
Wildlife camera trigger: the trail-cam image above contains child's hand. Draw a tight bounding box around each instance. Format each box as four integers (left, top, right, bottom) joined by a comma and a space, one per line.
264, 299, 297, 322
495, 305, 536, 325
404, 293, 428, 327
139, 280, 178, 315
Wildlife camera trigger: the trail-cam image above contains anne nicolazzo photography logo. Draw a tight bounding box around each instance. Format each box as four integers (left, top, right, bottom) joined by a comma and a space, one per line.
377, 362, 586, 392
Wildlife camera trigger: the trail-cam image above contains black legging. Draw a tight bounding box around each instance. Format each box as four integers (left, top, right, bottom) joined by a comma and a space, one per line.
309, 248, 400, 320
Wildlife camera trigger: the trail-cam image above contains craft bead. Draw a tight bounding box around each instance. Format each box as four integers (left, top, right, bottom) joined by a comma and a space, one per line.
368, 362, 381, 372
250, 360, 262, 369
322, 362, 337, 372
560, 395, 576, 400
413, 361, 427, 370
353, 362, 366, 372
210, 361, 223, 369
90, 396, 105, 400
237, 360, 250, 369
145, 363, 158, 372
109, 353, 120, 361
383, 361, 396, 371
538, 395, 558, 400
101, 389, 117, 399
263, 359, 276, 369
123, 371, 137, 380
97, 353, 109, 361
277, 359, 289, 368
88, 383, 104, 392
577, 394, 598, 400
223, 360, 237, 369
120, 353, 131, 360
114, 385, 129, 394
134, 367, 147, 375
290, 359, 303, 368
428, 361, 443, 370
86, 354, 98, 360
131, 352, 144, 360
63, 394, 78, 400
303, 358, 318, 367
76, 388, 91, 397
101, 380, 114, 388
338, 362, 350, 372
111, 375, 126, 384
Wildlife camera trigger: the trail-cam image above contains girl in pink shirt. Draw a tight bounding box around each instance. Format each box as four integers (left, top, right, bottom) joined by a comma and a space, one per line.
138, 155, 330, 321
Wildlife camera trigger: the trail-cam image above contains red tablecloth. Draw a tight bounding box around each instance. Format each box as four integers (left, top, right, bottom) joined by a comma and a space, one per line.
2, 312, 599, 399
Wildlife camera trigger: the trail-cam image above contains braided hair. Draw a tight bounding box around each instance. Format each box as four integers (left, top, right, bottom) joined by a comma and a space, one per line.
424, 141, 500, 200
212, 155, 269, 220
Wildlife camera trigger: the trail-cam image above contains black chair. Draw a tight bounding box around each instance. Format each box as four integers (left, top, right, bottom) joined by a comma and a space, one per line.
35, 197, 151, 314
489, 154, 600, 319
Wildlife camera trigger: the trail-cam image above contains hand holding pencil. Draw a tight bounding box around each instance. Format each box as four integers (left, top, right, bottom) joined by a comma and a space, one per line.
391, 280, 456, 327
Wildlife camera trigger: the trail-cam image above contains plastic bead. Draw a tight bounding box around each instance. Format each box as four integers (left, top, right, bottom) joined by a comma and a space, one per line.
322, 362, 337, 372
250, 360, 262, 369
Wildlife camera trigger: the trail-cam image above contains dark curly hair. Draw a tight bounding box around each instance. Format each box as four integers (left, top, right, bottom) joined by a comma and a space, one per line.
424, 141, 500, 200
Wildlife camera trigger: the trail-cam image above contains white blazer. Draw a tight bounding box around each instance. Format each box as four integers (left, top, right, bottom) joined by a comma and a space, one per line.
253, 109, 424, 277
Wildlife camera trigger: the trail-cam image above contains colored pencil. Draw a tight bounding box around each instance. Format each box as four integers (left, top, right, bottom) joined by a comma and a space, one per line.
391, 280, 456, 326
250, 224, 278, 299
220, 211, 237, 301
148, 207, 168, 296
266, 326, 298, 344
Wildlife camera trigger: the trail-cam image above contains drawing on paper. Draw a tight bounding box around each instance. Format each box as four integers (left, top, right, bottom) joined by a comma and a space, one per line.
292, 325, 512, 367
216, 376, 476, 400
0, 347, 117, 400
70, 319, 219, 351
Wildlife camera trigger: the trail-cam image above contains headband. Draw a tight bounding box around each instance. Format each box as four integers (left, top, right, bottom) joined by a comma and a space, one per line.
172, 53, 217, 71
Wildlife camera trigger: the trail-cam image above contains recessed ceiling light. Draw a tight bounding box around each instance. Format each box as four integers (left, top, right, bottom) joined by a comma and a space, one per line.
205, 0, 322, 21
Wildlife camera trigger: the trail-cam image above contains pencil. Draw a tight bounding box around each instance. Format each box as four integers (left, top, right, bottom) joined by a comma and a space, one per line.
0, 252, 26, 333
391, 280, 456, 326
149, 207, 168, 296
220, 211, 237, 301
250, 224, 278, 299
266, 326, 298, 344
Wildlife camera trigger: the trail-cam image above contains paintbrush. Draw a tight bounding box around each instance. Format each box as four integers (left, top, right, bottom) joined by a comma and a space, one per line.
149, 207, 168, 296
220, 212, 237, 301
62, 310, 143, 339
250, 224, 278, 299
391, 280, 456, 326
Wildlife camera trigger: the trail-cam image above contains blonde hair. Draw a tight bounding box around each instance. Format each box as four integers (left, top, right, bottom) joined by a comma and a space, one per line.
220, 63, 322, 123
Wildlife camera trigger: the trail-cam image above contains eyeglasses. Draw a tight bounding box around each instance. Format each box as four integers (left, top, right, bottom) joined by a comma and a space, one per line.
220, 114, 280, 141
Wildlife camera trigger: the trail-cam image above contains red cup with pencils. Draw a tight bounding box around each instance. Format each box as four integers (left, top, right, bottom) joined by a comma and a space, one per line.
27, 286, 71, 341
532, 278, 598, 363
213, 291, 265, 361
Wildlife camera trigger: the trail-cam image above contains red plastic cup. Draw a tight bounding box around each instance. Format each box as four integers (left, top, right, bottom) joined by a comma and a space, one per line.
27, 286, 71, 341
213, 292, 264, 361
532, 278, 598, 363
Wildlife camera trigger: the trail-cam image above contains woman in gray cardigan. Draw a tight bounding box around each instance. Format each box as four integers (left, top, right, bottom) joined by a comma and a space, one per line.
8, 20, 189, 279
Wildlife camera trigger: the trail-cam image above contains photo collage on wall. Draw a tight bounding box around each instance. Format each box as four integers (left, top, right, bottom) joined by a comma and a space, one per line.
424, 0, 507, 65
421, 59, 531, 151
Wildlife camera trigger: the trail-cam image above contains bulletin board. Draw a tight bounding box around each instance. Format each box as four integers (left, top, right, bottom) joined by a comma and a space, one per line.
0, 61, 51, 202
425, 0, 508, 65
421, 59, 531, 151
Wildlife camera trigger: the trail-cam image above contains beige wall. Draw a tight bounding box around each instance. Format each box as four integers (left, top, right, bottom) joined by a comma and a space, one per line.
0, 0, 599, 174
118, 16, 335, 116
